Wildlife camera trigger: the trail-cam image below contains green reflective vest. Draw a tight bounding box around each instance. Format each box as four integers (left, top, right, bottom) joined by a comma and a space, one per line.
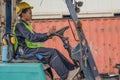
13, 22, 43, 52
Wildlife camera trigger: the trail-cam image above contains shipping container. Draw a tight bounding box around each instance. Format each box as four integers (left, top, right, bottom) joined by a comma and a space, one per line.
31, 17, 120, 78
22, 0, 120, 19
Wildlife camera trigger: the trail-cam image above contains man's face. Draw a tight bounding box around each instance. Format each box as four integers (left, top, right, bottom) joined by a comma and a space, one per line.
22, 9, 32, 21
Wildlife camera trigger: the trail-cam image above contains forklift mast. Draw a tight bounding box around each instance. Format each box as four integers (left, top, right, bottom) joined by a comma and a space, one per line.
65, 0, 101, 80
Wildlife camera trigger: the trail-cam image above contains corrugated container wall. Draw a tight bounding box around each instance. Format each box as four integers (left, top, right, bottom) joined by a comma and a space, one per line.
31, 17, 120, 75
21, 0, 120, 77
22, 0, 120, 19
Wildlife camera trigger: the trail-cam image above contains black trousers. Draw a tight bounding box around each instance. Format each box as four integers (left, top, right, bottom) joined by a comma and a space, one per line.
23, 47, 74, 79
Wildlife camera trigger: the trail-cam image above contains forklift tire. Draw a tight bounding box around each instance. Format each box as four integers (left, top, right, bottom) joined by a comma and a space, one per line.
44, 68, 53, 80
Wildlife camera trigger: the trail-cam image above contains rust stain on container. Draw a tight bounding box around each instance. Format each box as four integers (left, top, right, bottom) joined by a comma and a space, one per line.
31, 18, 120, 77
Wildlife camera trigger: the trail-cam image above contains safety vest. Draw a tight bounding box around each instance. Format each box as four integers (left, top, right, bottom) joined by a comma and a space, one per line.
13, 21, 43, 51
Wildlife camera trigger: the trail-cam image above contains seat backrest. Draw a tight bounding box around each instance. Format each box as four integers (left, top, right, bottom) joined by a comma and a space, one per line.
2, 33, 16, 62
2, 33, 44, 63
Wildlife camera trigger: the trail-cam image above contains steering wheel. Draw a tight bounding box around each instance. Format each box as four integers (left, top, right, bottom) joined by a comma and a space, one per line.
49, 26, 69, 37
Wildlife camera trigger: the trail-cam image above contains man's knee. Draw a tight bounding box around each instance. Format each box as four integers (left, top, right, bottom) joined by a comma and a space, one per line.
50, 48, 58, 55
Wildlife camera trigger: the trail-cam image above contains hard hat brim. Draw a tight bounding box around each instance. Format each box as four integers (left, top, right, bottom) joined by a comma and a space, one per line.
16, 2, 33, 15
17, 7, 33, 16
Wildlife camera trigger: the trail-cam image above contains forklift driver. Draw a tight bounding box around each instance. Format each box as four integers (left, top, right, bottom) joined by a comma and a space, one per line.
14, 2, 79, 80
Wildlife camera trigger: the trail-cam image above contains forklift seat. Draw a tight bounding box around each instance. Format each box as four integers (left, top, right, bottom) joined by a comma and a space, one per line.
2, 33, 45, 63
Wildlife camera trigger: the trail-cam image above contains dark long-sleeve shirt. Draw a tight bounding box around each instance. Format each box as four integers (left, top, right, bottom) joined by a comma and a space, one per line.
14, 19, 48, 47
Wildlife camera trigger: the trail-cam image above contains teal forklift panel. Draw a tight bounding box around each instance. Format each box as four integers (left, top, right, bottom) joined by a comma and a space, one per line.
0, 63, 46, 80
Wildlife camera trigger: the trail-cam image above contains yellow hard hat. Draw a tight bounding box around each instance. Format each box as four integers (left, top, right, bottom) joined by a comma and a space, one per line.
16, 2, 33, 15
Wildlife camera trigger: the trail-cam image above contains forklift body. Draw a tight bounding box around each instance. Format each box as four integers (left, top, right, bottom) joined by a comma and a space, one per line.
0, 0, 101, 80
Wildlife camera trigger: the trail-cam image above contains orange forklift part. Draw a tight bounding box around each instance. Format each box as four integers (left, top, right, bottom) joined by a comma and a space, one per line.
2, 39, 7, 45
10, 37, 16, 44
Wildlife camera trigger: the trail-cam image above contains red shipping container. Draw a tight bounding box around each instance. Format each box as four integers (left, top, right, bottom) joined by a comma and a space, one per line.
31, 17, 120, 78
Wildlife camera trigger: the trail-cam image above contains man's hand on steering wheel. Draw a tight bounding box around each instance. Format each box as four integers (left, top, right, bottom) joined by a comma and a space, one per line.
47, 26, 56, 38
47, 26, 69, 39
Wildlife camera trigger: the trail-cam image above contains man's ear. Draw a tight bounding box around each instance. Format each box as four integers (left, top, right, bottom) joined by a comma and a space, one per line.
21, 13, 25, 17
